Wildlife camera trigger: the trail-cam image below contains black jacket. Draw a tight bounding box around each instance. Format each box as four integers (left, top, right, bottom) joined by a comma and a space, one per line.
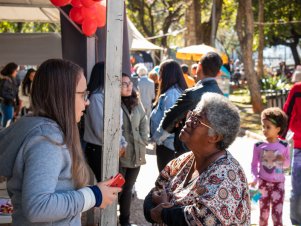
161, 79, 223, 154
0, 77, 18, 105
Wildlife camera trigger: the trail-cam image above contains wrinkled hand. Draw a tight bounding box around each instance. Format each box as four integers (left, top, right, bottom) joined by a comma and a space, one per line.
96, 178, 122, 209
150, 202, 174, 223
119, 147, 126, 157
152, 185, 168, 205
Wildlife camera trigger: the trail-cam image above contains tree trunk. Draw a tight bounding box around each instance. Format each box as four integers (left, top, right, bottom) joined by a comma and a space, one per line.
290, 42, 301, 66
257, 0, 264, 79
236, 0, 264, 113
196, 0, 222, 45
184, 0, 199, 46
185, 0, 222, 45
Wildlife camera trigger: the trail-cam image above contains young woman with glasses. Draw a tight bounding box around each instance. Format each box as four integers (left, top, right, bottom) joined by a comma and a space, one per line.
0, 59, 121, 225
119, 73, 149, 226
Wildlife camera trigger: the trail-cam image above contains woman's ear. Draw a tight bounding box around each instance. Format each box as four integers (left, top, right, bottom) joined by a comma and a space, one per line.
208, 134, 223, 144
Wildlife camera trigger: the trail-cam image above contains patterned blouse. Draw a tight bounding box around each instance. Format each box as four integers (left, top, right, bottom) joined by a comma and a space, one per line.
154, 151, 251, 226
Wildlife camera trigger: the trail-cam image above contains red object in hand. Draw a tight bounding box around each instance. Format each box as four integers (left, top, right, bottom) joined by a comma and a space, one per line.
50, 0, 71, 7
109, 173, 125, 188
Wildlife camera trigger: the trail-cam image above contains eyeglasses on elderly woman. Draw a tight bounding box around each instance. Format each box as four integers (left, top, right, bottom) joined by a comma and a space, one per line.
186, 110, 213, 130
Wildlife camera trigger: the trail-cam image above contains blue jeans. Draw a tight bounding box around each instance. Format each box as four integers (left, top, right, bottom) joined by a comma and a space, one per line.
0, 103, 14, 127
291, 148, 301, 225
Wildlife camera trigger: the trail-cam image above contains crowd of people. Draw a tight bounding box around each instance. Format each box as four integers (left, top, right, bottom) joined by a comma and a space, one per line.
0, 53, 300, 226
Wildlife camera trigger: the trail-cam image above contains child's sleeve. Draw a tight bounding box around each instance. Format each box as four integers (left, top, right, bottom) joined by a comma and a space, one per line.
283, 144, 290, 169
251, 143, 260, 182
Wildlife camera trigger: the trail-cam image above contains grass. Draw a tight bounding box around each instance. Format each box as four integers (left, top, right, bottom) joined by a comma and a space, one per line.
229, 88, 262, 135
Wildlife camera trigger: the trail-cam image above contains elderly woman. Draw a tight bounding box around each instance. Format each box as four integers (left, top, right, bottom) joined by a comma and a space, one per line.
144, 92, 251, 225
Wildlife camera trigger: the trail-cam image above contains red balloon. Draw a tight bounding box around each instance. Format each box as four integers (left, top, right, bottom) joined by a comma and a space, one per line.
82, 17, 98, 36
50, 0, 71, 7
95, 2, 106, 27
81, 5, 98, 21
71, 0, 82, 7
80, 0, 95, 8
69, 7, 84, 24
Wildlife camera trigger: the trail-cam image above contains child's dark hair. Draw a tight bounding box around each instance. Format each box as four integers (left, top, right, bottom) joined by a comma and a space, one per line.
261, 107, 288, 135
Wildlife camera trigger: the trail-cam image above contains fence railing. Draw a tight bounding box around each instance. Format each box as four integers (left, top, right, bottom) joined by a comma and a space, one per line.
262, 89, 290, 109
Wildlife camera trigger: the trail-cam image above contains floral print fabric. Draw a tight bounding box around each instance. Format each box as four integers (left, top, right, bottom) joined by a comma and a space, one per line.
155, 151, 251, 226
259, 178, 284, 226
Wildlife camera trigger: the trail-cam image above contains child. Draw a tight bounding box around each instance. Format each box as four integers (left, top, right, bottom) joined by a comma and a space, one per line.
250, 107, 290, 226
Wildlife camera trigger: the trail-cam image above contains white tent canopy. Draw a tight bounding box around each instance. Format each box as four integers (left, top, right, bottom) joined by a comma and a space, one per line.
0, 0, 58, 23
0, 32, 62, 65
0, 0, 162, 51
127, 18, 162, 51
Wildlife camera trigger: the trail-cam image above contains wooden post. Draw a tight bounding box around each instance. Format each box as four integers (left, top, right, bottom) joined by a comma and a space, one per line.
101, 0, 124, 225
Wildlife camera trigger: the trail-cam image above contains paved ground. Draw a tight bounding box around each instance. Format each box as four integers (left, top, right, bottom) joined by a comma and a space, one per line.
0, 134, 292, 226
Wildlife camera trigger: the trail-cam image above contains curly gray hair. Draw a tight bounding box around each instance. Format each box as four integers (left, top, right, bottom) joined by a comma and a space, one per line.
194, 92, 240, 150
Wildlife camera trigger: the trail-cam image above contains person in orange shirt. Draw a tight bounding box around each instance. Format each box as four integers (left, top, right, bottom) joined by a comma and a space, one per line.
181, 64, 195, 88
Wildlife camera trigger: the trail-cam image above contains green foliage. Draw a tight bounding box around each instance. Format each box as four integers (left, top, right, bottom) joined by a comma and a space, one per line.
0, 21, 60, 33
260, 75, 290, 91
217, 0, 240, 57
253, 0, 301, 47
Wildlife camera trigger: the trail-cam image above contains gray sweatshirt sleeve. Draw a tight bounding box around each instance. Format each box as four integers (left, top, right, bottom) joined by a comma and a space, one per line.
21, 137, 87, 222
84, 93, 104, 145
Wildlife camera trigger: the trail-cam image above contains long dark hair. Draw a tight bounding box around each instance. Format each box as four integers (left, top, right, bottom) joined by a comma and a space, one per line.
87, 62, 105, 93
31, 59, 89, 188
154, 60, 187, 106
21, 68, 36, 96
121, 73, 139, 112
1, 62, 18, 77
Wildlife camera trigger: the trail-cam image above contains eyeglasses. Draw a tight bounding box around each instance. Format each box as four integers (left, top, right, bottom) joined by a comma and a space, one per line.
186, 111, 213, 130
76, 90, 90, 102
122, 81, 133, 88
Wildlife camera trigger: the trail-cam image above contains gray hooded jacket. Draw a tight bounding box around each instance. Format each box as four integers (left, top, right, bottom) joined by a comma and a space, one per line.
0, 116, 88, 226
